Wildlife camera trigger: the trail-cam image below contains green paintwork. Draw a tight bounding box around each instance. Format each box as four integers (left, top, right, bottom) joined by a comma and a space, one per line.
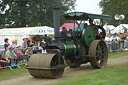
66, 32, 71, 40
83, 25, 95, 46
63, 42, 79, 56
64, 12, 112, 20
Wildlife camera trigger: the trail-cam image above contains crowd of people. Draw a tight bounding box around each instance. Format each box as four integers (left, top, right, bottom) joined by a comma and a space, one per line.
0, 36, 35, 69
105, 33, 128, 53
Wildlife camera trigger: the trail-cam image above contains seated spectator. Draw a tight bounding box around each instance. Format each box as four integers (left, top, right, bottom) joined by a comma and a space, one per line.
25, 47, 32, 62
0, 52, 10, 67
5, 45, 18, 64
17, 46, 26, 61
10, 40, 16, 49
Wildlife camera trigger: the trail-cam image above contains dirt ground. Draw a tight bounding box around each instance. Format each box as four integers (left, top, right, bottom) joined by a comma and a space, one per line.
1, 55, 128, 85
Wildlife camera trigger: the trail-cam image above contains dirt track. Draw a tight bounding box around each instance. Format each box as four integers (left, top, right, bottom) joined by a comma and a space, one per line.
1, 55, 128, 85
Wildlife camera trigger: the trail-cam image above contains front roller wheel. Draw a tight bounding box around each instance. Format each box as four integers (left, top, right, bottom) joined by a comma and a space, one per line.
27, 53, 65, 78
89, 40, 108, 69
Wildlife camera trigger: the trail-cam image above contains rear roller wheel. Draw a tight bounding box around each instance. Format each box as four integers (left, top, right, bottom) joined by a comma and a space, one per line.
27, 53, 65, 78
89, 40, 108, 69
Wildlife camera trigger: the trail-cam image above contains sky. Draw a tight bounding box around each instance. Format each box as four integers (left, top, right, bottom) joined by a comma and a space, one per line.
75, 0, 102, 14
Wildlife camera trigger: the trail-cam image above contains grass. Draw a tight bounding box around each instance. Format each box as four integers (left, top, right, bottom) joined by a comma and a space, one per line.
0, 65, 28, 81
56, 63, 128, 85
108, 50, 128, 58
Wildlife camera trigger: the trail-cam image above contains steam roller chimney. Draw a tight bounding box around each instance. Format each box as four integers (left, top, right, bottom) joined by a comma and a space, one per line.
53, 8, 60, 40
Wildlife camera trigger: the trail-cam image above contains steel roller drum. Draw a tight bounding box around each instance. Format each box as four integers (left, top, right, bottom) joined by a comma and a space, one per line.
27, 53, 64, 78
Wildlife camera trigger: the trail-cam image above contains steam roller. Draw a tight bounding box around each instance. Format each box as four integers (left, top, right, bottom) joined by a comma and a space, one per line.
26, 8, 111, 78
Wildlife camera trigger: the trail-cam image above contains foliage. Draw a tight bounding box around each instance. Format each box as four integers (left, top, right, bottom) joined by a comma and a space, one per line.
99, 0, 128, 26
56, 63, 128, 85
0, 0, 76, 28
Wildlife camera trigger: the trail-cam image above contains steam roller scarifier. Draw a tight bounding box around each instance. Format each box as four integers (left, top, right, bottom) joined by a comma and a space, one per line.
26, 8, 111, 78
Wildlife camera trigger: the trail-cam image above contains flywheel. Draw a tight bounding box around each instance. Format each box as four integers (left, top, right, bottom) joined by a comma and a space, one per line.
89, 40, 108, 69
27, 53, 65, 78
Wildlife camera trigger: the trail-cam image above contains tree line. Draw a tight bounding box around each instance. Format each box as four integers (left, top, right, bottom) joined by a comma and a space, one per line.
99, 0, 128, 26
1, 0, 128, 28
0, 0, 76, 28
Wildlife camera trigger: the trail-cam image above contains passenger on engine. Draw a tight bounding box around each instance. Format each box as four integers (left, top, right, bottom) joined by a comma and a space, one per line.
84, 23, 88, 29
60, 27, 67, 40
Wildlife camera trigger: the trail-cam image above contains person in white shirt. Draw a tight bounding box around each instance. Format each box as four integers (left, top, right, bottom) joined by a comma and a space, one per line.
105, 34, 109, 44
111, 34, 118, 52
5, 45, 18, 64
105, 34, 112, 52
10, 40, 16, 49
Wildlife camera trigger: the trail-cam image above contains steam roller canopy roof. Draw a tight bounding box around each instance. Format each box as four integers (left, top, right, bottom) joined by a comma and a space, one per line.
64, 12, 112, 20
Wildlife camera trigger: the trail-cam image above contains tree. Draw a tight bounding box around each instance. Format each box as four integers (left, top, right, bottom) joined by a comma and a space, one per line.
0, 0, 76, 28
99, 0, 128, 26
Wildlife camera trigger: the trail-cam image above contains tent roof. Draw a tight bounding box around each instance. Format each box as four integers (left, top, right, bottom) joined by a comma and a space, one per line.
110, 24, 128, 34
0, 26, 54, 35
60, 23, 78, 31
103, 25, 115, 30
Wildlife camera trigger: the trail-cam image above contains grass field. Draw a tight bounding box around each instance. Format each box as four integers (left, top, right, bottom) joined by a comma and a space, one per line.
56, 63, 128, 85
108, 50, 128, 58
0, 65, 27, 80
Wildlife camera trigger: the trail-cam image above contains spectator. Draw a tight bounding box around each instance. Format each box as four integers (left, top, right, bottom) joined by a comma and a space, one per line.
37, 41, 41, 49
105, 34, 109, 43
25, 47, 32, 62
5, 45, 18, 64
4, 38, 10, 51
22, 38, 27, 48
116, 33, 121, 51
27, 36, 34, 47
120, 34, 125, 50
124, 37, 128, 50
17, 46, 26, 62
10, 40, 16, 49
0, 51, 10, 67
111, 34, 118, 52
105, 34, 112, 52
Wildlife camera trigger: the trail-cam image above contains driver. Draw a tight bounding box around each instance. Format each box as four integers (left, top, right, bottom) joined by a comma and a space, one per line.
89, 19, 101, 39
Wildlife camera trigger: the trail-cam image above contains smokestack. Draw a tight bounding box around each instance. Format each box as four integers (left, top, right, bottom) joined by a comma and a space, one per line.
53, 8, 60, 39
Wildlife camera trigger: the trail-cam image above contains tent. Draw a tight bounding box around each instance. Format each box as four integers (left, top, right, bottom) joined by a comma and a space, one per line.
0, 26, 54, 46
60, 23, 78, 31
112, 24, 128, 34
103, 25, 115, 34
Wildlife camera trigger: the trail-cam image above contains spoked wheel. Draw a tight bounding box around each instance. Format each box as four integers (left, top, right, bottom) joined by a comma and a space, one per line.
50, 56, 63, 77
27, 53, 65, 78
65, 57, 81, 68
89, 40, 108, 69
